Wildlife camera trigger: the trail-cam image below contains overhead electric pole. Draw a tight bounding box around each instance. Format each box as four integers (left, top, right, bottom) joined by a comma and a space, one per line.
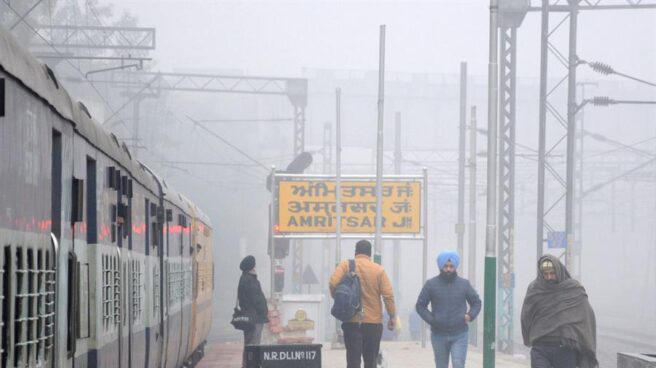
468, 105, 478, 346
393, 112, 402, 294
457, 62, 467, 259
374, 24, 386, 264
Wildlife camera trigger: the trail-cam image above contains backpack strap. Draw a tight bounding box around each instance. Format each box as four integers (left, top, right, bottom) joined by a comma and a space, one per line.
348, 259, 364, 322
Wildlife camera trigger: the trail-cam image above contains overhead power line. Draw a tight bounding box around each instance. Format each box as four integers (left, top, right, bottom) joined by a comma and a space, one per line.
186, 116, 269, 171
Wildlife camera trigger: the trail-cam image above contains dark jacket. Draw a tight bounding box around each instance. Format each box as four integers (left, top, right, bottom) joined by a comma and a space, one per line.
237, 272, 269, 324
415, 273, 481, 334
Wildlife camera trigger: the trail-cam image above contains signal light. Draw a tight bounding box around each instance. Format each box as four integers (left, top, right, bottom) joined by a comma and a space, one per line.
274, 266, 285, 292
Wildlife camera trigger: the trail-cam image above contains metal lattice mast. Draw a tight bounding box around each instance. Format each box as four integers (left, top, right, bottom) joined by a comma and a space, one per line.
534, 0, 656, 271
496, 24, 517, 355
495, 1, 528, 354
536, 0, 572, 264
291, 89, 307, 293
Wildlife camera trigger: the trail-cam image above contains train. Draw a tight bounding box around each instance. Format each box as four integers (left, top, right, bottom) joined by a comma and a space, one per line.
0, 26, 214, 368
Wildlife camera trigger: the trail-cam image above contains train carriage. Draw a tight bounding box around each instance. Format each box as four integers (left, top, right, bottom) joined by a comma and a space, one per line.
0, 26, 213, 368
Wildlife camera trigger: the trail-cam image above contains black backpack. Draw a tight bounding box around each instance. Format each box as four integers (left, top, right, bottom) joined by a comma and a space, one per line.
331, 260, 362, 322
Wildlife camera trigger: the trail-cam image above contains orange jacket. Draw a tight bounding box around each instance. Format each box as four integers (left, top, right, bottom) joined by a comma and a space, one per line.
329, 254, 396, 324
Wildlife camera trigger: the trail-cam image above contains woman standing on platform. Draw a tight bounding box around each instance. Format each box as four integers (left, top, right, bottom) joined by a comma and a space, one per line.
237, 255, 269, 368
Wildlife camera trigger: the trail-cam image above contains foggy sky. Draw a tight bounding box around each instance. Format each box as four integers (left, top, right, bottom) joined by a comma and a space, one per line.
106, 0, 656, 82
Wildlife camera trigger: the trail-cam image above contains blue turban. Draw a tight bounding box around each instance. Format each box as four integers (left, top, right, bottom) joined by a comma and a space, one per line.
437, 250, 460, 270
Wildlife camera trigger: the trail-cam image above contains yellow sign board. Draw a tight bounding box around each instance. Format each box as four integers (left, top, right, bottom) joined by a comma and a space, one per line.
277, 180, 421, 234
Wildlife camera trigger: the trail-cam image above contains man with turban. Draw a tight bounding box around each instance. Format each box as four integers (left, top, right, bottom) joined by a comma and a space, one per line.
415, 250, 481, 368
237, 255, 269, 368
521, 255, 598, 368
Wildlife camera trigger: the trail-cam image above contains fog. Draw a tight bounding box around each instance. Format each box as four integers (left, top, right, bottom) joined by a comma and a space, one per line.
3, 0, 655, 365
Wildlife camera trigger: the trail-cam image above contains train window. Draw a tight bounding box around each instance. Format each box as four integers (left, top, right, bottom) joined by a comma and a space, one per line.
153, 266, 159, 317
107, 167, 116, 189
71, 177, 84, 224
114, 170, 121, 192
0, 78, 4, 117
131, 260, 144, 324
151, 221, 159, 247
127, 179, 133, 199
145, 200, 150, 253
87, 158, 97, 244
102, 255, 112, 331
121, 176, 128, 197
166, 209, 172, 222
117, 204, 128, 224
52, 131, 62, 240
178, 214, 187, 227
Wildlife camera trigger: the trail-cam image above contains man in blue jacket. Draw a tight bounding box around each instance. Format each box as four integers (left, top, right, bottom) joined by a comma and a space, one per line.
415, 250, 481, 368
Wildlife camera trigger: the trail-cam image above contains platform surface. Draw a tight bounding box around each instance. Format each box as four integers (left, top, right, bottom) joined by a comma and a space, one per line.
197, 340, 531, 368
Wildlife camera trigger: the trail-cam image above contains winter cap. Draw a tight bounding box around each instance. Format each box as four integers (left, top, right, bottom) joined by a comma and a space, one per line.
437, 250, 460, 270
540, 259, 555, 272
239, 255, 256, 272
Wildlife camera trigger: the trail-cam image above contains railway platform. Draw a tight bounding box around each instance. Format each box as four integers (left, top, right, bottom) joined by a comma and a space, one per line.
196, 340, 530, 368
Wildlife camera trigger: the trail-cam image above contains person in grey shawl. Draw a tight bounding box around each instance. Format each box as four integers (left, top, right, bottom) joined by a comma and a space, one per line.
521, 254, 598, 368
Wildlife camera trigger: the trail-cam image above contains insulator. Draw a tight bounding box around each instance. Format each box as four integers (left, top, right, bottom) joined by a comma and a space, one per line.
591, 96, 613, 106
588, 133, 606, 141
589, 61, 614, 75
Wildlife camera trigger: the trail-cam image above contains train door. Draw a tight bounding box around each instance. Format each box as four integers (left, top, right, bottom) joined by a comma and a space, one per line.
121, 253, 131, 368
51, 129, 63, 368
114, 248, 130, 368
113, 173, 131, 368
67, 141, 94, 368
162, 208, 172, 368
177, 214, 191, 366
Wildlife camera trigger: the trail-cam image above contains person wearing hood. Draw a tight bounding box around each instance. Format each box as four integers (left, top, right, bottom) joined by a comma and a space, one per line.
415, 250, 481, 368
521, 255, 598, 368
237, 255, 269, 368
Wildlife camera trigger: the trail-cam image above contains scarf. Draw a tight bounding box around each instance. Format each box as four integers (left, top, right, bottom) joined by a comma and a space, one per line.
521, 255, 598, 368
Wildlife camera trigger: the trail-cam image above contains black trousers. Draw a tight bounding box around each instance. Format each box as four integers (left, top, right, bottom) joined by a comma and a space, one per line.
342, 322, 383, 368
531, 345, 578, 368
242, 323, 263, 368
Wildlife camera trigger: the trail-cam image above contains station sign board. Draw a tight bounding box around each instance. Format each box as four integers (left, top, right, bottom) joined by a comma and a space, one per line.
547, 231, 567, 249
276, 178, 422, 234
245, 344, 321, 368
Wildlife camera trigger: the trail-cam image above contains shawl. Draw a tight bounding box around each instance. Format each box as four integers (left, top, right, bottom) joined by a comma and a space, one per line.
521, 255, 598, 368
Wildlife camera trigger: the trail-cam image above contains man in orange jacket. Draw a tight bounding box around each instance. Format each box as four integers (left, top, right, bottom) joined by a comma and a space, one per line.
329, 240, 397, 368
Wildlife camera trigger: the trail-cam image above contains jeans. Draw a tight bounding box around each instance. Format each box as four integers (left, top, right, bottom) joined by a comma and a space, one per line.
530, 345, 578, 368
342, 322, 384, 368
242, 323, 263, 368
431, 330, 469, 368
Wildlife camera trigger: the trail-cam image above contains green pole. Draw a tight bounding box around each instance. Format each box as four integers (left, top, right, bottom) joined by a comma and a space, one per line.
483, 256, 497, 367
484, 0, 499, 367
